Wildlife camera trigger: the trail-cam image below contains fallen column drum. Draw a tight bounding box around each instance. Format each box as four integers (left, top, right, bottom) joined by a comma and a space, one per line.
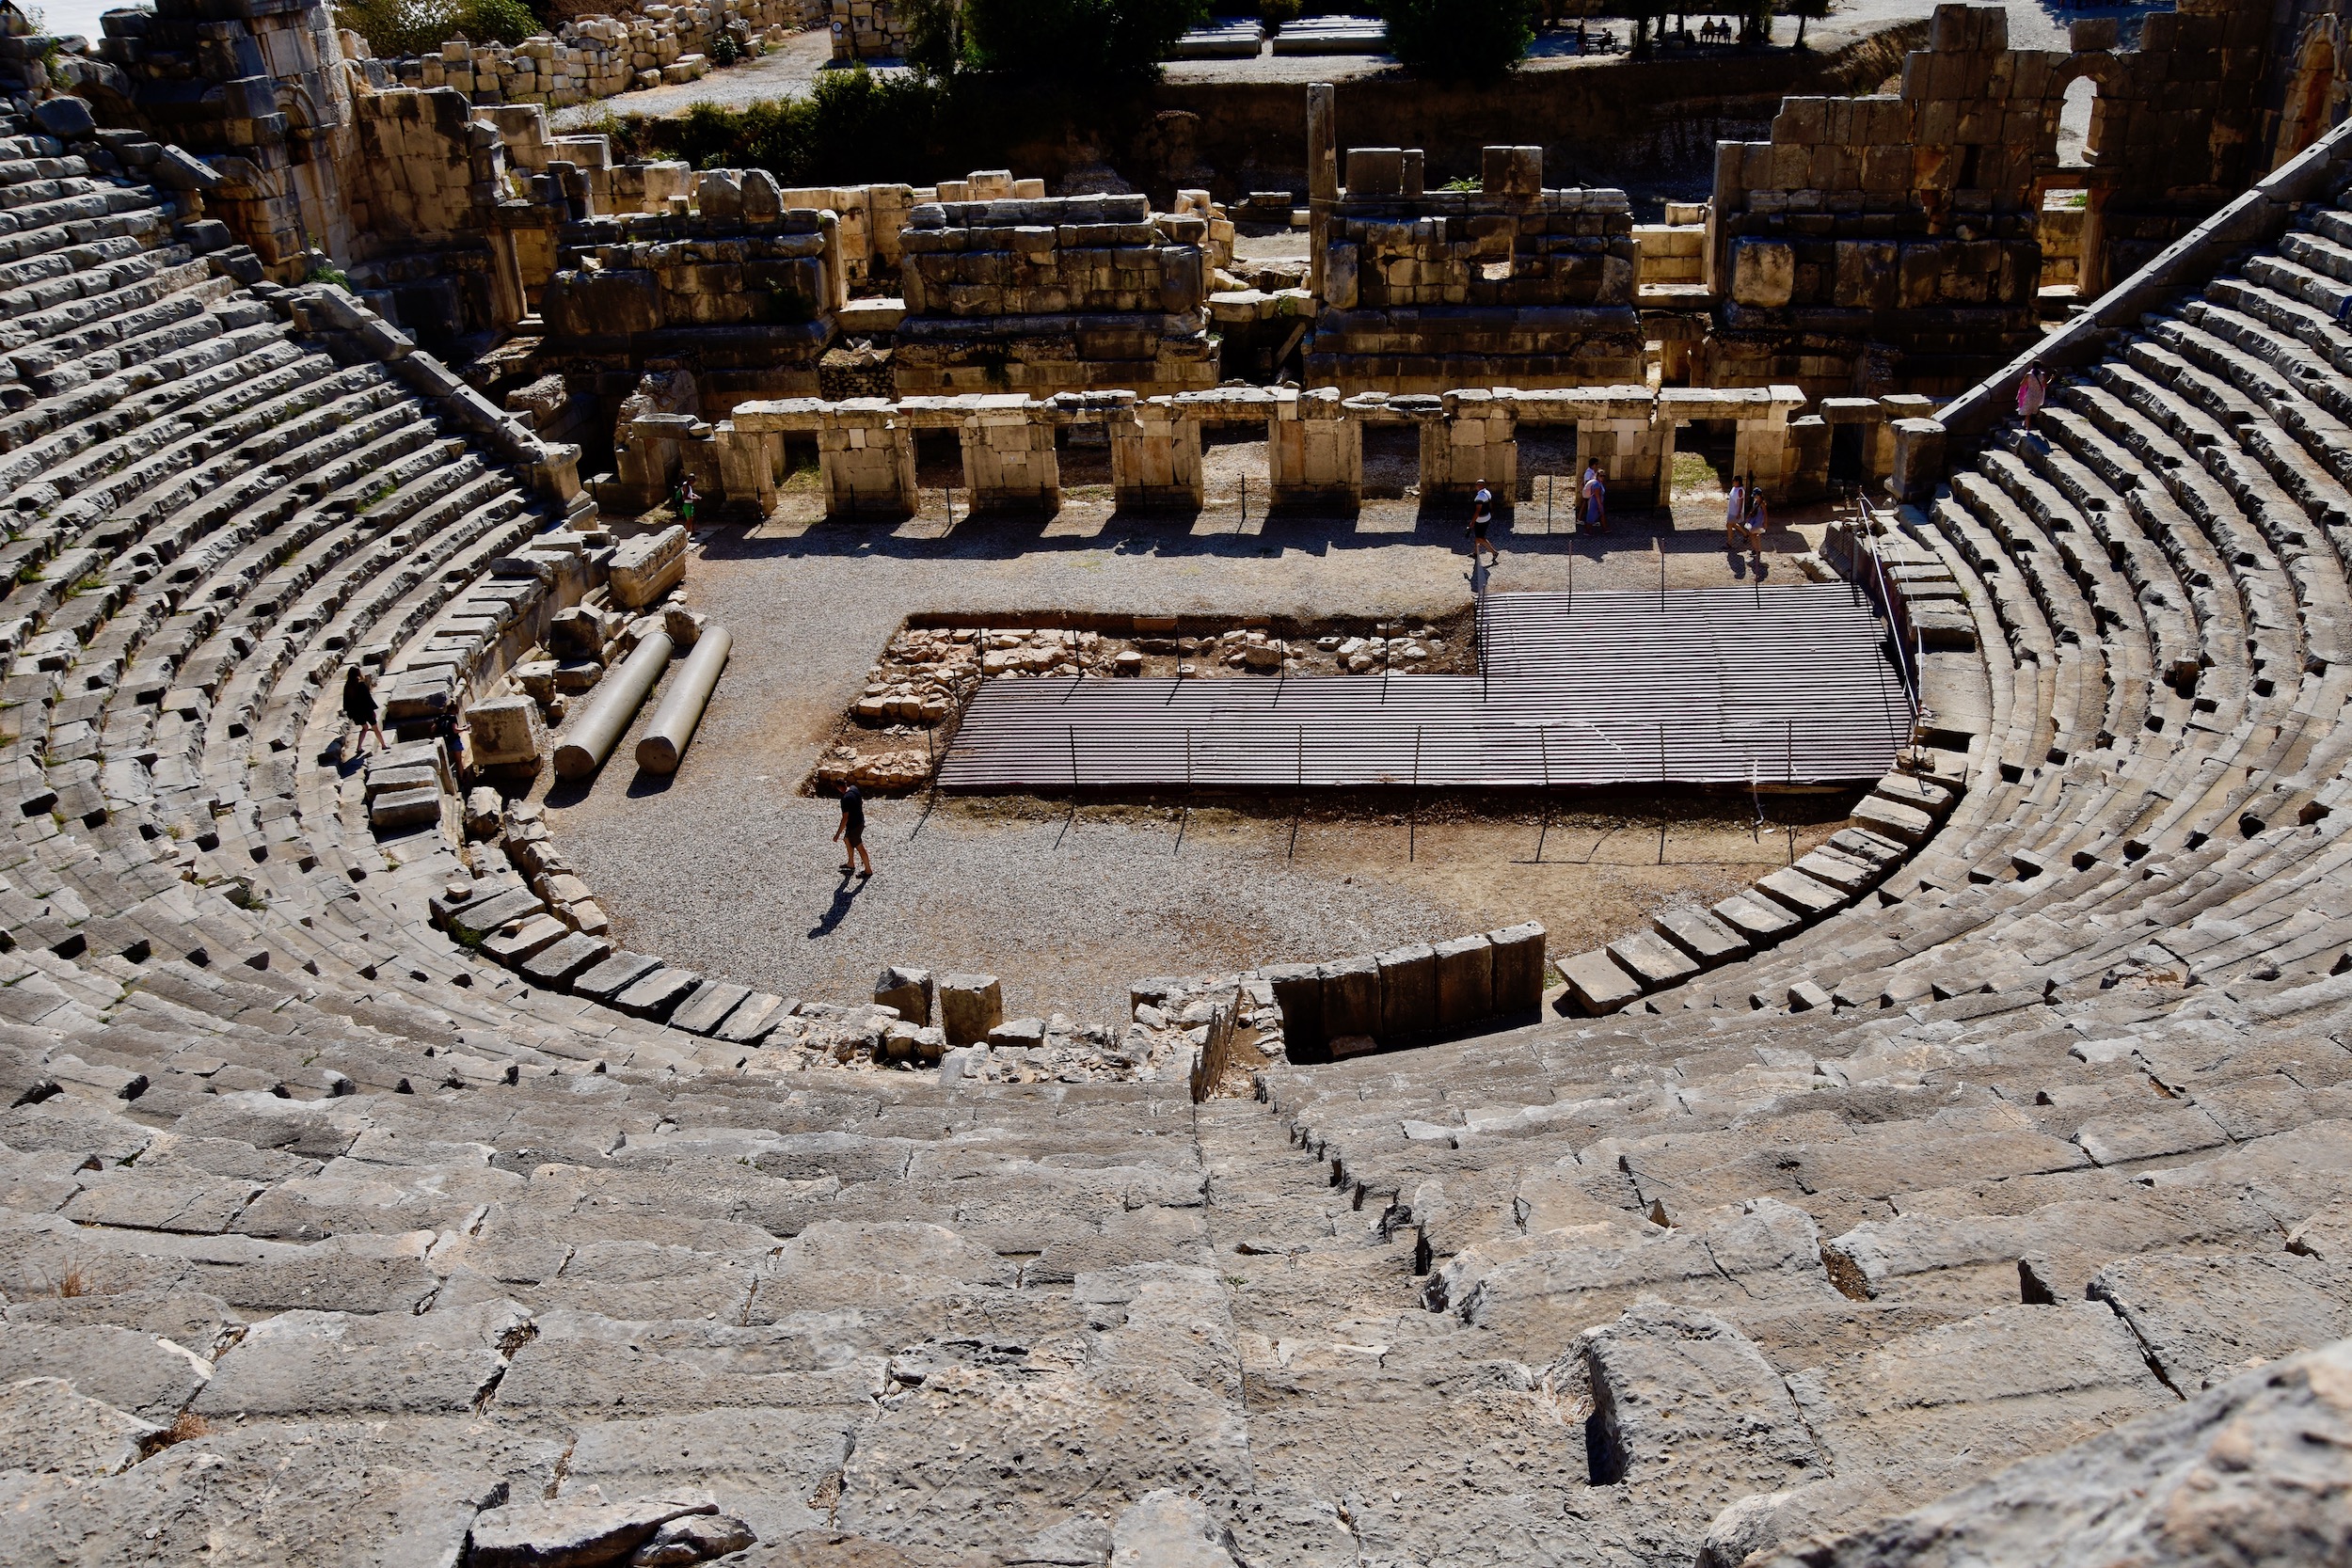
635, 624, 732, 774
553, 630, 675, 779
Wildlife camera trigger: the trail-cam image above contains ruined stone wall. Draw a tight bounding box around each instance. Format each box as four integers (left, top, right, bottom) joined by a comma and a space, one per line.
541, 180, 842, 394
717, 382, 1817, 521
1703, 1, 2305, 397
894, 194, 1216, 396
2262, 0, 2352, 170
389, 0, 806, 109
1307, 144, 1645, 393
827, 0, 907, 61
91, 0, 359, 274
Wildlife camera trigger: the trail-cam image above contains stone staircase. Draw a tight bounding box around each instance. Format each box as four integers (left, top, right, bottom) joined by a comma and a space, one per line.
0, 108, 2349, 1568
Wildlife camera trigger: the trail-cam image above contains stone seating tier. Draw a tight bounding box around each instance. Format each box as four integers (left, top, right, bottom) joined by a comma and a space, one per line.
2, 101, 2352, 1568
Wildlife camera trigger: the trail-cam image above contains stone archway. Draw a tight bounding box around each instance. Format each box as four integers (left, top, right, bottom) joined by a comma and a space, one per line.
2038, 53, 2120, 303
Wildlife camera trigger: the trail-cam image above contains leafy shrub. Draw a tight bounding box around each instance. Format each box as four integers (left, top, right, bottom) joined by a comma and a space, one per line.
1377, 0, 1534, 80
961, 0, 1208, 83
333, 0, 537, 58
710, 29, 741, 66
1259, 0, 1301, 29
899, 0, 970, 75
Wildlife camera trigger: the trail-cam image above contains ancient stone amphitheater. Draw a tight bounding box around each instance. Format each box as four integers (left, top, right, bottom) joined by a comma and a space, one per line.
2, 0, 2351, 1564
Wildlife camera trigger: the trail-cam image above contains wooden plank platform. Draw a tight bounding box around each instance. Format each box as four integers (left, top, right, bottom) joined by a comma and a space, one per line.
938, 585, 1915, 791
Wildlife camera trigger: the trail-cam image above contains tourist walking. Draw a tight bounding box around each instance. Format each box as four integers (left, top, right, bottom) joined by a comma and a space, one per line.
341, 666, 386, 756
1741, 483, 1768, 561
1468, 483, 1499, 566
434, 705, 471, 783
674, 475, 698, 526
1724, 476, 1748, 550
1581, 461, 1608, 532
834, 782, 872, 878
2016, 361, 2050, 434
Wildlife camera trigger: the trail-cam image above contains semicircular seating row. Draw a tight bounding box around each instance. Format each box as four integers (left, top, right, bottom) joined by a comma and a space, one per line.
0, 112, 2347, 1567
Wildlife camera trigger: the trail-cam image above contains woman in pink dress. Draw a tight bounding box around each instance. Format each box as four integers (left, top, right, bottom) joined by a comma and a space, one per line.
2016, 361, 2050, 434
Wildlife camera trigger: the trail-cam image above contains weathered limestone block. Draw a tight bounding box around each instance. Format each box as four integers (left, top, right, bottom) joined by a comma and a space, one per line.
874, 965, 933, 1026
1266, 388, 1362, 507
610, 524, 688, 608
1890, 417, 1947, 503
1319, 954, 1380, 1041
937, 974, 1004, 1047
467, 694, 546, 768
1480, 144, 1543, 198
1747, 1341, 2352, 1568
1421, 392, 1517, 502
1431, 934, 1493, 1028
1376, 943, 1437, 1038
1111, 400, 1205, 510
959, 399, 1059, 512
1731, 239, 1796, 308
820, 404, 919, 518
1488, 922, 1548, 1012
1581, 1300, 1824, 1498
1265, 963, 1324, 1060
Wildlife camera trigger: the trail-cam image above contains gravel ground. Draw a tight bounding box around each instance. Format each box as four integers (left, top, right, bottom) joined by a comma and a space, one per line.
533, 483, 1861, 1024
549, 27, 841, 129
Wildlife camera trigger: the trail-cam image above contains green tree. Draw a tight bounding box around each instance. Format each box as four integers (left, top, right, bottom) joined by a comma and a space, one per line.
1789, 0, 1830, 48
1378, 0, 1534, 81
898, 0, 968, 76
961, 0, 1209, 83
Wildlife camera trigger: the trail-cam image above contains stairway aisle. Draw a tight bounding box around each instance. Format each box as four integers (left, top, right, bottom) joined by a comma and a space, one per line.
1196, 1095, 1672, 1568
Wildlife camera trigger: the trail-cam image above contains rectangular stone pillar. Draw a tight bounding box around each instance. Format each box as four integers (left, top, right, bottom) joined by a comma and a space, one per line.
1875, 393, 1932, 483
1730, 385, 1807, 501
1786, 414, 1832, 502
960, 395, 1057, 513
1111, 399, 1204, 511
1571, 389, 1661, 508
714, 420, 776, 518
819, 401, 916, 519
1308, 82, 1338, 298
1890, 418, 1948, 504
1267, 387, 1361, 509
1421, 391, 1517, 505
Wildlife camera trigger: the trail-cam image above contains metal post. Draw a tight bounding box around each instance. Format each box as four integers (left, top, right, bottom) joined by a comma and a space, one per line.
1536, 725, 1551, 863
1290, 723, 1303, 859
1177, 726, 1192, 853
1409, 724, 1422, 862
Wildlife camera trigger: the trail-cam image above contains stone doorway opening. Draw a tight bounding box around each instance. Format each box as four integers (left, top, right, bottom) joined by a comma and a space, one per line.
1516, 424, 1582, 530
1362, 424, 1421, 500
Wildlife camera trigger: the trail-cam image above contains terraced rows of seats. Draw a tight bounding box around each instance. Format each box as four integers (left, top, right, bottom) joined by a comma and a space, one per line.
3, 110, 2351, 1566
1249, 186, 2352, 1561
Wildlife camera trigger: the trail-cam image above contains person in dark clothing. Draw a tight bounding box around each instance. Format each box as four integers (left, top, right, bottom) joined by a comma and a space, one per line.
342, 666, 387, 756
834, 783, 872, 877
434, 706, 470, 783
1468, 483, 1499, 566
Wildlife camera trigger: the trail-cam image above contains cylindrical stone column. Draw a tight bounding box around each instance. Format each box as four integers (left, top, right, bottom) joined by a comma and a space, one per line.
553, 630, 674, 779
634, 624, 731, 774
